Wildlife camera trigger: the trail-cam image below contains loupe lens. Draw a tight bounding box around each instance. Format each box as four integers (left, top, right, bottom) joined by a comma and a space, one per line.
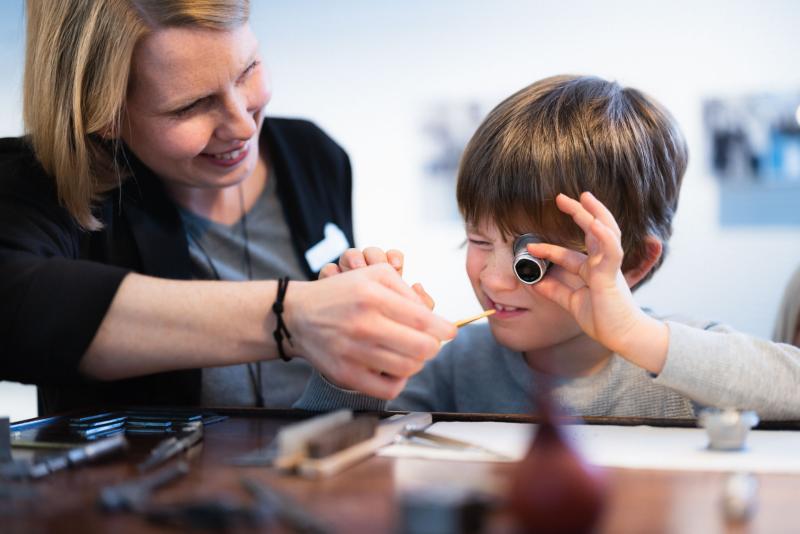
512, 233, 549, 285
515, 259, 542, 284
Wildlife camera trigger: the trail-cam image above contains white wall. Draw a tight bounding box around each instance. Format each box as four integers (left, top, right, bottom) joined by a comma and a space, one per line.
1, 1, 799, 420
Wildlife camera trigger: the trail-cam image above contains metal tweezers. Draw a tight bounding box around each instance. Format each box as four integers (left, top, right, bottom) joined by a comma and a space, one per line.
396, 429, 514, 461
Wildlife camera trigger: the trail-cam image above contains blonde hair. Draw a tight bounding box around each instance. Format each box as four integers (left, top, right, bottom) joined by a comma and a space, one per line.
23, 0, 249, 230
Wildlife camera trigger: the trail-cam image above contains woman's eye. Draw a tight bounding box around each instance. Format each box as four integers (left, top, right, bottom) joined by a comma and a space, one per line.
239, 60, 260, 82
172, 100, 203, 117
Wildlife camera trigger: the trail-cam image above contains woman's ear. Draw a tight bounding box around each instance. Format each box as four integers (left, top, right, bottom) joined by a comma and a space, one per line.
623, 235, 663, 288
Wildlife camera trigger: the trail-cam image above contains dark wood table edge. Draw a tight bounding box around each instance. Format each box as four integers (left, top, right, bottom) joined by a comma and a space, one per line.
12, 406, 800, 431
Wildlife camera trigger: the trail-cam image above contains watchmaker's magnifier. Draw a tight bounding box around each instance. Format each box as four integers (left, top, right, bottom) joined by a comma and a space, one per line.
512, 234, 550, 285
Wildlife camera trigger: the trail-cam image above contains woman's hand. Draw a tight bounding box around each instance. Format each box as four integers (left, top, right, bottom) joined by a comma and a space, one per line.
527, 192, 669, 373
286, 263, 455, 399
320, 247, 435, 310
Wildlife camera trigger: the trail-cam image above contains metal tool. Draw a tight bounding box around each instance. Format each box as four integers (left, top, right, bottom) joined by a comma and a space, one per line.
397, 428, 514, 461
242, 477, 332, 534
2, 433, 127, 480
296, 412, 434, 478
137, 422, 203, 472
99, 461, 190, 512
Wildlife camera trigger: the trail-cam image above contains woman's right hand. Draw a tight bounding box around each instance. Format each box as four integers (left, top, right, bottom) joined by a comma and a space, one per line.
285, 263, 454, 399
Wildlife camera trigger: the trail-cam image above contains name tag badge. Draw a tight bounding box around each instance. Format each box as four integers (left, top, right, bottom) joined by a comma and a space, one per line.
305, 222, 349, 272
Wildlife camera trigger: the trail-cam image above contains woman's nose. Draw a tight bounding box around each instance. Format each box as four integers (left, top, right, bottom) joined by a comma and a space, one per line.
217, 91, 258, 141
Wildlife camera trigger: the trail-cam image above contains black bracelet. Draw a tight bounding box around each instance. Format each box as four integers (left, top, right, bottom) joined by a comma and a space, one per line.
272, 276, 294, 362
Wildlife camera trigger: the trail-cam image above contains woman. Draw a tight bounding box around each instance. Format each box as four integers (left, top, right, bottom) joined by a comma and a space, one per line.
0, 0, 455, 414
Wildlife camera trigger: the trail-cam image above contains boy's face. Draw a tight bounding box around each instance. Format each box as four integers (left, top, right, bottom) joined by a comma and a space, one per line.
465, 220, 584, 352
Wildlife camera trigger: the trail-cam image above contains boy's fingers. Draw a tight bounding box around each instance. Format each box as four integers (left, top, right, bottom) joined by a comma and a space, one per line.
589, 219, 624, 270
339, 248, 367, 271
580, 192, 621, 237
318, 263, 341, 280
556, 193, 596, 236
527, 242, 585, 275
386, 249, 404, 275
363, 246, 390, 267
531, 276, 576, 314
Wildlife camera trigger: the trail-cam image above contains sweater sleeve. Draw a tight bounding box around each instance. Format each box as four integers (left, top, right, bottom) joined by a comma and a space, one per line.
0, 176, 129, 385
293, 341, 460, 413
652, 320, 800, 419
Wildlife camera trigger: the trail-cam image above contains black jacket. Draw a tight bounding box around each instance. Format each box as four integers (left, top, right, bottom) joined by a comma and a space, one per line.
0, 118, 354, 415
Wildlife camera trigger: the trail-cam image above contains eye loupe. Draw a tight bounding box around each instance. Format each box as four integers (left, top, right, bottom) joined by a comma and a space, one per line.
512, 233, 550, 285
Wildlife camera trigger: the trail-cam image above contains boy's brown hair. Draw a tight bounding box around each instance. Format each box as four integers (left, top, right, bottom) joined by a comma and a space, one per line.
457, 75, 688, 287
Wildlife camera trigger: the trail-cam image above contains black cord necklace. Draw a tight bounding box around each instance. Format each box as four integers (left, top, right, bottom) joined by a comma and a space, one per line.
185, 184, 265, 408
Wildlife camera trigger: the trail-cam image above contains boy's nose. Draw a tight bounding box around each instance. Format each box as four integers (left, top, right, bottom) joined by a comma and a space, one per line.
480, 253, 519, 293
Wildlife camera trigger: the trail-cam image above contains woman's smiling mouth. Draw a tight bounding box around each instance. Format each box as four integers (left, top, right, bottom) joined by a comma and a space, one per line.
200, 142, 250, 166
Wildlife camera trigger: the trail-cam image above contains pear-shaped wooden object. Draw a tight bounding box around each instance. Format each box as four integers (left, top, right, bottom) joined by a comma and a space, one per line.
509, 382, 607, 534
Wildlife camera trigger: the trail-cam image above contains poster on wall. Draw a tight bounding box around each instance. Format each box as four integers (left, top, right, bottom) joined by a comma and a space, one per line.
703, 93, 800, 226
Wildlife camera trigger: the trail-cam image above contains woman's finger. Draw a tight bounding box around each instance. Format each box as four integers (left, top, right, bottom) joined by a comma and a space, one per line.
365, 266, 456, 341
325, 357, 409, 400
352, 308, 443, 362
347, 342, 426, 379
412, 282, 435, 310
318, 263, 341, 280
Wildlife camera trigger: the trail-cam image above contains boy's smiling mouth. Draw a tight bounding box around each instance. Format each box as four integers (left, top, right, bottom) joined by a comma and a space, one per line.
486, 297, 528, 318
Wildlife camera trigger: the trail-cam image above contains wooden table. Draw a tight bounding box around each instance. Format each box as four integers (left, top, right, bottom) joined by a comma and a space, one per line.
3, 409, 799, 534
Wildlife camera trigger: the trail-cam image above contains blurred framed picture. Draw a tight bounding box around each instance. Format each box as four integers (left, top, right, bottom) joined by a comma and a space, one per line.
704, 93, 800, 226
421, 101, 485, 222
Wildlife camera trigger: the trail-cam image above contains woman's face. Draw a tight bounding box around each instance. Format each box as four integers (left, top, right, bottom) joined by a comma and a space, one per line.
122, 24, 270, 190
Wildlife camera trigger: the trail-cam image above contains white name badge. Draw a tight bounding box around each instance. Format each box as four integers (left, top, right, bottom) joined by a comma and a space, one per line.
304, 222, 349, 272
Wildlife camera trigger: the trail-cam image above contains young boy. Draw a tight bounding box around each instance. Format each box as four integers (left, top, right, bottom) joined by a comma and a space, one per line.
295, 75, 800, 418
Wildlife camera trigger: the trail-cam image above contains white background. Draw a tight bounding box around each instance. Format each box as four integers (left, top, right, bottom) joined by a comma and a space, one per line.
1, 1, 799, 421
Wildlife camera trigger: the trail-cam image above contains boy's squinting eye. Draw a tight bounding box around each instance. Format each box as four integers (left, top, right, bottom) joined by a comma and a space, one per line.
467, 237, 492, 248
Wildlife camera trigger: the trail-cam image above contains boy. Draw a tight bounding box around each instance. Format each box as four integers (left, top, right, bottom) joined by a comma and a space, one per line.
296, 75, 800, 418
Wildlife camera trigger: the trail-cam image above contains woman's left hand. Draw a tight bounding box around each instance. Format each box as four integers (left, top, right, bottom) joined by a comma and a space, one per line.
527, 192, 668, 373
320, 247, 435, 310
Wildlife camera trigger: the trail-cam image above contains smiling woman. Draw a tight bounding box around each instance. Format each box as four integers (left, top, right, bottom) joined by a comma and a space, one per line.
0, 0, 455, 415
123, 24, 271, 213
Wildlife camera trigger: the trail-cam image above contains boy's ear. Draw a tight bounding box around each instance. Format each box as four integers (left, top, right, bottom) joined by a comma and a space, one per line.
623, 236, 663, 288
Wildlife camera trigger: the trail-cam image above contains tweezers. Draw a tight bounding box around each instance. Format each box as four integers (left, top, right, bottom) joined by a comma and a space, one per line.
397, 429, 514, 461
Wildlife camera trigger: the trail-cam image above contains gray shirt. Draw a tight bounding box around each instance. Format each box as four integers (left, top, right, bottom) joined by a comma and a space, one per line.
180, 174, 312, 408
295, 311, 800, 419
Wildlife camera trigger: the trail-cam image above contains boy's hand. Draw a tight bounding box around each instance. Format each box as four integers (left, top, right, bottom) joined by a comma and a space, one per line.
319, 247, 435, 310
527, 192, 668, 374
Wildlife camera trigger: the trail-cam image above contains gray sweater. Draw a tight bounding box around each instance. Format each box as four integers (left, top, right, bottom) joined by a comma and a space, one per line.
294, 312, 800, 419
